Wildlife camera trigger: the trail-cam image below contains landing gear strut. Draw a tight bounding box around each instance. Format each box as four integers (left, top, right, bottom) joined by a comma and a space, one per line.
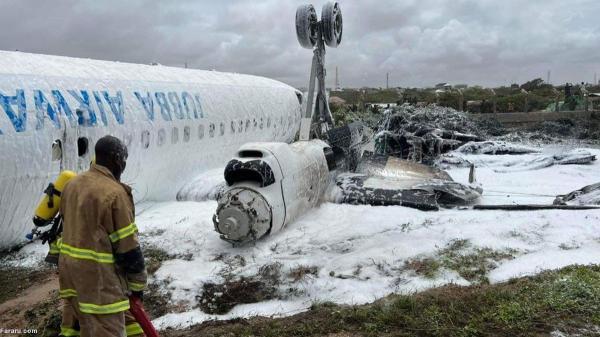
295, 2, 343, 141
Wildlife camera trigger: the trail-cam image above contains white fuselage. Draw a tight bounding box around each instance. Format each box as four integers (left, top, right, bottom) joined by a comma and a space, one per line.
0, 51, 302, 249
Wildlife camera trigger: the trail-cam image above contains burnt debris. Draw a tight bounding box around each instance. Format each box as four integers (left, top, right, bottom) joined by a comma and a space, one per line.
374, 105, 484, 164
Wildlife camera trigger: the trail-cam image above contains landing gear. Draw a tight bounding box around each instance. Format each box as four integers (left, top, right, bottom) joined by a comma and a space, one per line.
295, 4, 319, 49
321, 2, 343, 48
295, 2, 343, 141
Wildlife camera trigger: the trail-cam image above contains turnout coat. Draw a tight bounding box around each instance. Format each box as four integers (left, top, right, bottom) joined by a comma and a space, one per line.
58, 164, 147, 315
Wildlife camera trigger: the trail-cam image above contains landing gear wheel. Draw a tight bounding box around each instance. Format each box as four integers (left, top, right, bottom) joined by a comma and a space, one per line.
296, 4, 319, 49
321, 2, 343, 48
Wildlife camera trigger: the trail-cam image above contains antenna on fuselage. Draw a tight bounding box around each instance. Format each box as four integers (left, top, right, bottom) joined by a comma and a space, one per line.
296, 2, 343, 141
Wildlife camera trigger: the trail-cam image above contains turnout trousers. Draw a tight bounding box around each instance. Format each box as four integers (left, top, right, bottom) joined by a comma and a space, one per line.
60, 298, 144, 337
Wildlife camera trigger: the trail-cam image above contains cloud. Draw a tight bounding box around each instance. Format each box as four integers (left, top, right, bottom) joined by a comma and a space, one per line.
0, 0, 598, 88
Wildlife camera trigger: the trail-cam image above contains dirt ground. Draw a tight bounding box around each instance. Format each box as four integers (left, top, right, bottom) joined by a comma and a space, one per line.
0, 267, 60, 336
3, 264, 598, 337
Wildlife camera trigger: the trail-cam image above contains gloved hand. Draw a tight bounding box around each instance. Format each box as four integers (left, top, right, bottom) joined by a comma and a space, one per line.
131, 291, 144, 302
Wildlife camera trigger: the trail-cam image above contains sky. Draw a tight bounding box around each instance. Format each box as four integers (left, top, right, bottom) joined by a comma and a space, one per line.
0, 0, 598, 88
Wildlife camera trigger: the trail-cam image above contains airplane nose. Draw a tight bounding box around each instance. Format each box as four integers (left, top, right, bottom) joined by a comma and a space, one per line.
214, 187, 272, 243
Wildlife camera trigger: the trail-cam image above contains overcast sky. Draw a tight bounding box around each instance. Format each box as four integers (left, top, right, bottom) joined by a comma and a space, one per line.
0, 0, 598, 88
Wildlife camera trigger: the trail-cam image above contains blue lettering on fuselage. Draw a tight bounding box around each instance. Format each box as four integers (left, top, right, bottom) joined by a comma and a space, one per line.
134, 92, 155, 121
51, 90, 76, 127
154, 92, 172, 121
93, 91, 109, 126
0, 89, 205, 134
0, 90, 26, 133
102, 91, 124, 125
181, 92, 197, 119
168, 92, 184, 120
34, 90, 61, 129
194, 94, 205, 118
68, 90, 98, 127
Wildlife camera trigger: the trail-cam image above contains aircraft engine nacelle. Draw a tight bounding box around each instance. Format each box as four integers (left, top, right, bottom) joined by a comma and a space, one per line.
214, 140, 335, 244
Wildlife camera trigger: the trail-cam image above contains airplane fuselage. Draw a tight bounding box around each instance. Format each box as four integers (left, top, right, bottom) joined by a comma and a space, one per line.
0, 51, 302, 249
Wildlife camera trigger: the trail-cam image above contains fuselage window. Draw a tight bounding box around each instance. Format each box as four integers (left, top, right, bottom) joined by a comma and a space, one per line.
52, 139, 62, 161
230, 121, 236, 134
183, 126, 191, 142
253, 118, 257, 129
209, 123, 215, 138
238, 120, 244, 133
123, 134, 133, 148
267, 117, 271, 128
259, 118, 264, 130
157, 128, 166, 146
141, 130, 150, 149
198, 124, 205, 139
172, 127, 179, 144
77, 137, 89, 157
219, 122, 225, 136
245, 119, 251, 132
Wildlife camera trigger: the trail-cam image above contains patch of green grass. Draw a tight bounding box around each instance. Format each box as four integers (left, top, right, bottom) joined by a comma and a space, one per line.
403, 240, 516, 284
404, 258, 441, 279
162, 265, 600, 337
144, 246, 171, 275
439, 243, 516, 284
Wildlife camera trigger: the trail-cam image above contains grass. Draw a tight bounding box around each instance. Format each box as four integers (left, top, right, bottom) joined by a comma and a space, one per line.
200, 277, 278, 315
143, 246, 172, 275
287, 265, 319, 282
141, 245, 185, 318
162, 265, 600, 337
404, 258, 441, 279
403, 239, 516, 284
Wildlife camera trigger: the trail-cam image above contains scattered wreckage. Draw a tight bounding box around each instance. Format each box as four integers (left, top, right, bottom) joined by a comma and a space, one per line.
331, 152, 481, 211
374, 105, 485, 164
213, 101, 600, 244
212, 6, 483, 244
211, 3, 598, 245
555, 182, 600, 206
439, 144, 596, 171
213, 135, 483, 244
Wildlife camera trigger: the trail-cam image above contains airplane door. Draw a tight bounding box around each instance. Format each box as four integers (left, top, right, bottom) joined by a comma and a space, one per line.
60, 110, 92, 173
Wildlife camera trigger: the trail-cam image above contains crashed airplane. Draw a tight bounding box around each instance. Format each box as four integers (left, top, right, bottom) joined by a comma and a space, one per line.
212, 3, 482, 244
0, 50, 303, 249
0, 2, 483, 249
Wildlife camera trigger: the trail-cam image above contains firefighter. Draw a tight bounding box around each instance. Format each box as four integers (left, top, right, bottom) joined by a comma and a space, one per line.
58, 135, 147, 337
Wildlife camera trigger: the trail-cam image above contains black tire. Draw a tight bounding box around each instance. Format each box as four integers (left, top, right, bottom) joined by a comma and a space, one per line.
296, 4, 319, 49
322, 2, 342, 48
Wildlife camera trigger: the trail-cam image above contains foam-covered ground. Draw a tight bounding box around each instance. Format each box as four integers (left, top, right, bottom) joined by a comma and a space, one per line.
6, 144, 600, 329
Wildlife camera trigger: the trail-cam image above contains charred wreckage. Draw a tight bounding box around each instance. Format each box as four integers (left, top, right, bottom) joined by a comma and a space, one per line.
212, 2, 484, 245
212, 2, 599, 245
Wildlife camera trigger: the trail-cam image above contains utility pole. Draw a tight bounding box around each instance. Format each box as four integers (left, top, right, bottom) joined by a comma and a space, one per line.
386, 72, 389, 89
547, 70, 551, 85
335, 66, 340, 91
184, 61, 188, 69
595, 72, 598, 86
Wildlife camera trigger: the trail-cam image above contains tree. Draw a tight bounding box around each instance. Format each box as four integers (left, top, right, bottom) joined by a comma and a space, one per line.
520, 78, 545, 92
